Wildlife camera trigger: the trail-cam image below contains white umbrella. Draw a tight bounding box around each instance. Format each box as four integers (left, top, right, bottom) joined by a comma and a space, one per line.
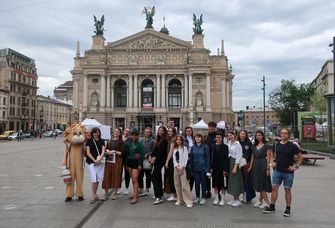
217, 120, 225, 129
192, 119, 208, 129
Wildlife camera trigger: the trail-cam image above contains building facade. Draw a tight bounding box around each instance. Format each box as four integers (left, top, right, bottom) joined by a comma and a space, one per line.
53, 80, 73, 102
36, 95, 73, 131
72, 25, 234, 132
0, 48, 38, 131
0, 85, 9, 134
238, 106, 279, 128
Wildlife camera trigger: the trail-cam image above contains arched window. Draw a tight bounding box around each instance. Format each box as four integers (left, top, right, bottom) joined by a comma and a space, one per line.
114, 80, 127, 107
141, 79, 154, 110
168, 79, 181, 108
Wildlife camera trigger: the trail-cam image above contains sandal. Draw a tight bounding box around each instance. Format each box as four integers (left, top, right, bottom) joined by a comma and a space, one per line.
130, 199, 138, 204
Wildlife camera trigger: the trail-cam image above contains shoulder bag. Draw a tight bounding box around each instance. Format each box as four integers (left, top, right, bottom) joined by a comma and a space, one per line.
62, 143, 72, 184
94, 139, 106, 164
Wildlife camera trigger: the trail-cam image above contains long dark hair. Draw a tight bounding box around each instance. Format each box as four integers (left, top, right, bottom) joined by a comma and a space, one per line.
254, 130, 265, 146
237, 129, 251, 142
90, 127, 101, 140
156, 126, 167, 147
114, 127, 122, 140
168, 127, 177, 142
174, 135, 184, 148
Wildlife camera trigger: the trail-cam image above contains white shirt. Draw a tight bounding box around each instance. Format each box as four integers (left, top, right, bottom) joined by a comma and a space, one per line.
228, 140, 243, 165
186, 136, 193, 149
173, 146, 189, 168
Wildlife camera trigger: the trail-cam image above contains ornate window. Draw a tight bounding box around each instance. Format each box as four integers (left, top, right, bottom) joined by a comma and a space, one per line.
114, 80, 127, 107
168, 79, 182, 108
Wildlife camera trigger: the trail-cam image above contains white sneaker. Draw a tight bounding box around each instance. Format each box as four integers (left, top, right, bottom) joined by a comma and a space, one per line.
242, 193, 247, 203
123, 188, 129, 195
219, 198, 225, 206
199, 199, 206, 205
254, 201, 263, 207
193, 198, 200, 204
227, 200, 235, 206
259, 203, 269, 209
232, 200, 241, 207
167, 195, 177, 202
186, 204, 193, 208
174, 201, 182, 206
153, 198, 163, 205
213, 198, 219, 205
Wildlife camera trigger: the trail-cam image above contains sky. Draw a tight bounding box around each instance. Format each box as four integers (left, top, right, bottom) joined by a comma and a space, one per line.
1, 0, 335, 111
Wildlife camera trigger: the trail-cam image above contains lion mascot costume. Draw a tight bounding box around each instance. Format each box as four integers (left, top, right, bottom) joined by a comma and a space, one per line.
62, 123, 89, 202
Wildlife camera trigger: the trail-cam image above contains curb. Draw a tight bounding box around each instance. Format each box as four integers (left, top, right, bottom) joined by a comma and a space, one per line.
308, 150, 334, 158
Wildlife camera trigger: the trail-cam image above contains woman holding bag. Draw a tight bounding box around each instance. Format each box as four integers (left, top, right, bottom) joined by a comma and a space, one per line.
173, 135, 193, 208
86, 127, 106, 203
102, 128, 124, 200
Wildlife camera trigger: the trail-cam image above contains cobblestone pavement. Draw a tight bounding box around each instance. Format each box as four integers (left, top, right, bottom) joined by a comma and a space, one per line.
0, 138, 334, 228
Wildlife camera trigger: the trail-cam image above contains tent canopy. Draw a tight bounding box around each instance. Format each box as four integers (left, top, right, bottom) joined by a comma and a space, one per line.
217, 120, 225, 129
192, 119, 208, 129
81, 118, 102, 132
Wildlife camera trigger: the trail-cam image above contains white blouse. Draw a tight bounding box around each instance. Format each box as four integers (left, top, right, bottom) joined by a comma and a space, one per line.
186, 136, 193, 149
173, 146, 189, 168
228, 140, 243, 165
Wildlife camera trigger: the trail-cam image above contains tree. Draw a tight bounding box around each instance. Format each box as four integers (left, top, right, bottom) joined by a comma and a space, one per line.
310, 89, 326, 114
269, 80, 315, 127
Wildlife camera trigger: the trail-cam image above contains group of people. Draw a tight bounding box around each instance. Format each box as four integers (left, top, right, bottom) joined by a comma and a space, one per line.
62, 120, 304, 217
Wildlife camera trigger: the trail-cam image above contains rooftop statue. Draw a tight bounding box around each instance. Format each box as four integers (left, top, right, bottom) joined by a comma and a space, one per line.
94, 15, 105, 36
143, 6, 155, 28
193, 13, 203, 35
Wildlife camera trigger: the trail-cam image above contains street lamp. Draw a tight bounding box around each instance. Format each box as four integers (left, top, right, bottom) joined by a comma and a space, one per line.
261, 76, 266, 133
329, 37, 335, 157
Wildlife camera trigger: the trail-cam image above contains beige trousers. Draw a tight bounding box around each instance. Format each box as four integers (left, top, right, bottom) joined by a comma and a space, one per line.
174, 167, 193, 205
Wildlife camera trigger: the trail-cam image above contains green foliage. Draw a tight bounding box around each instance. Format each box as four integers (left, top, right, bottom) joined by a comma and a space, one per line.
310, 89, 326, 113
269, 80, 315, 125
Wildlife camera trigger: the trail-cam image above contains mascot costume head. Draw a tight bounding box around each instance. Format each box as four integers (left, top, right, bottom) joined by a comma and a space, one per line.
64, 123, 89, 145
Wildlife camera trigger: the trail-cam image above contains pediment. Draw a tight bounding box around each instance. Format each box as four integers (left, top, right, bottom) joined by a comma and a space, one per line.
107, 29, 192, 51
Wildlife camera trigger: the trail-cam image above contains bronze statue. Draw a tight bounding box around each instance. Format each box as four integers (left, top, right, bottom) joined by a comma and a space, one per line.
143, 6, 155, 28
94, 15, 105, 36
193, 14, 203, 35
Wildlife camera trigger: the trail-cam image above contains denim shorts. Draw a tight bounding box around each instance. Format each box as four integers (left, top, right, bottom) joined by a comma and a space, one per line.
272, 169, 294, 189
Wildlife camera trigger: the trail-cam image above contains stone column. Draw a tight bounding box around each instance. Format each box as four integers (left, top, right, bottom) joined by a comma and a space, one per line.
73, 76, 79, 109
134, 74, 138, 107
206, 73, 211, 110
222, 77, 227, 109
106, 75, 110, 108
83, 74, 88, 109
157, 74, 161, 108
184, 74, 188, 107
128, 74, 133, 107
161, 74, 166, 107
100, 75, 106, 107
188, 73, 193, 107
111, 84, 114, 108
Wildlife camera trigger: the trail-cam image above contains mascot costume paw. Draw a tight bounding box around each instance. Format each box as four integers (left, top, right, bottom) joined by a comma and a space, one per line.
62, 123, 89, 202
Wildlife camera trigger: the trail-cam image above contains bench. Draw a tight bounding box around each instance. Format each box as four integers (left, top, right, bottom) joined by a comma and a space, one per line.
301, 154, 325, 165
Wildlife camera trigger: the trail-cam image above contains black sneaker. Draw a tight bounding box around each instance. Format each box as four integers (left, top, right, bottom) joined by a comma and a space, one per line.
65, 197, 72, 202
283, 209, 291, 217
263, 206, 275, 213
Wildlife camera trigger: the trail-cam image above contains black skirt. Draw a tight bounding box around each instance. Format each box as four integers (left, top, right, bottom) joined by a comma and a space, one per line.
127, 159, 140, 169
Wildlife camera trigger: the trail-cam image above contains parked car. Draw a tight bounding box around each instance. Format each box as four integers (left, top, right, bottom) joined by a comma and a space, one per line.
54, 129, 63, 135
43, 130, 54, 137
23, 132, 31, 138
0, 130, 16, 140
8, 132, 19, 140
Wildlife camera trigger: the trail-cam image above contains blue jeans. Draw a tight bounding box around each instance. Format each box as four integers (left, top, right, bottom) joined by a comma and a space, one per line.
272, 169, 294, 189
194, 170, 207, 198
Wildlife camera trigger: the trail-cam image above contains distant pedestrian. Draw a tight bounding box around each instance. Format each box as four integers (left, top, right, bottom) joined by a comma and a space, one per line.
17, 129, 23, 142
263, 128, 304, 217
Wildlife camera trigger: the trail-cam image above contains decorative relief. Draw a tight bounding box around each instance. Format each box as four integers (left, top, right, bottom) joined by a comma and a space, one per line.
120, 35, 180, 49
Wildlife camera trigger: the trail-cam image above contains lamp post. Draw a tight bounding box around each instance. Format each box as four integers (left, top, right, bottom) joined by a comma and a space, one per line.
261, 76, 266, 133
329, 37, 335, 157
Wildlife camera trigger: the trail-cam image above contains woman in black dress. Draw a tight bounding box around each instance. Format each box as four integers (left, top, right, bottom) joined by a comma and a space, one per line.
211, 133, 229, 206
248, 130, 272, 208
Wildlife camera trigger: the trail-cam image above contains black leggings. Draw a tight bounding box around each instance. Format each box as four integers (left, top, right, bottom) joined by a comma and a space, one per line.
123, 164, 130, 188
151, 164, 163, 198
139, 169, 152, 189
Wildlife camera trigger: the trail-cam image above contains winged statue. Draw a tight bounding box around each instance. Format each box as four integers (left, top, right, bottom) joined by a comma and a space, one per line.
94, 15, 105, 35
193, 13, 203, 35
143, 6, 155, 28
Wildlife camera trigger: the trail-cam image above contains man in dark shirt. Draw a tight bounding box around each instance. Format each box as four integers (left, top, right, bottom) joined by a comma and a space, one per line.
263, 128, 304, 217
204, 121, 217, 198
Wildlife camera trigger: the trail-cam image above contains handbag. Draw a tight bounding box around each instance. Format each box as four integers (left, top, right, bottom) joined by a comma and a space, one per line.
62, 143, 72, 185
93, 139, 106, 164
142, 158, 152, 170
239, 157, 247, 168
